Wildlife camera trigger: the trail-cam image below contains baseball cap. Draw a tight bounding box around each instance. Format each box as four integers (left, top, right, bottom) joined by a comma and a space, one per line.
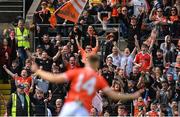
17, 84, 25, 89
35, 86, 44, 93
131, 15, 137, 20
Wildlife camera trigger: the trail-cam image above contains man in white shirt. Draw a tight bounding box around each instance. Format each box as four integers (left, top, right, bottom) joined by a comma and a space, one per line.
121, 47, 136, 76
107, 46, 121, 67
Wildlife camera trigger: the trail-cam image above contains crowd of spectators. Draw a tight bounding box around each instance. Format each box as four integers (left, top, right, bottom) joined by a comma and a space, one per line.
0, 0, 180, 116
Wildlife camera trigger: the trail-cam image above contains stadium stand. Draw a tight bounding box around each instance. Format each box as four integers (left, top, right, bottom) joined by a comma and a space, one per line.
0, 0, 180, 116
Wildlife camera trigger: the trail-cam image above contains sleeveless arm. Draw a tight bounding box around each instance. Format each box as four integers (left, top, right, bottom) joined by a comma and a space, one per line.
35, 69, 68, 83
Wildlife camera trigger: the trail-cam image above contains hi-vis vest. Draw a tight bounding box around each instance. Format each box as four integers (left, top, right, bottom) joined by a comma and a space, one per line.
15, 27, 30, 48
11, 93, 30, 117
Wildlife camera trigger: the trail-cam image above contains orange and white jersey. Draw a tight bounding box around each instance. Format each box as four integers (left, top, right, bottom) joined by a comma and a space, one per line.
57, 0, 87, 22
49, 0, 88, 27
64, 68, 108, 112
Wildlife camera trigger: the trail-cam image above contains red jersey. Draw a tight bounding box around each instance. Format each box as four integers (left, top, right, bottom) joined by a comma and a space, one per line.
146, 111, 159, 117
14, 76, 32, 94
170, 16, 179, 22
79, 46, 98, 63
134, 101, 146, 116
14, 76, 32, 86
134, 52, 151, 72
64, 68, 108, 112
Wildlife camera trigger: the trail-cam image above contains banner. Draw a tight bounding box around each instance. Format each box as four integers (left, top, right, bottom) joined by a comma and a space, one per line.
49, 0, 87, 28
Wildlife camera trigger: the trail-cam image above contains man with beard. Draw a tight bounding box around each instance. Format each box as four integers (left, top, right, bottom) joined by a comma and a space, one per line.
35, 51, 53, 72
30, 86, 51, 116
153, 49, 165, 71
40, 34, 54, 57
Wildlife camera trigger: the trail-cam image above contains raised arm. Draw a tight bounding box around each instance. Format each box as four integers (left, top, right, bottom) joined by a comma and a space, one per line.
103, 87, 144, 101
97, 12, 103, 23
107, 12, 111, 21
31, 63, 67, 83
131, 47, 137, 56
53, 49, 61, 61
3, 65, 16, 78
95, 35, 99, 48
149, 7, 156, 21
75, 36, 81, 47
134, 35, 140, 52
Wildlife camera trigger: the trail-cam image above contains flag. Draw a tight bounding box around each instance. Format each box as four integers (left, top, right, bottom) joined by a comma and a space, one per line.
49, 14, 57, 28
49, 0, 87, 28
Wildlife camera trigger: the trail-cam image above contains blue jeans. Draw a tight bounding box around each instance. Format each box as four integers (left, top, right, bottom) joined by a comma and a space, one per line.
119, 21, 128, 38
18, 47, 27, 66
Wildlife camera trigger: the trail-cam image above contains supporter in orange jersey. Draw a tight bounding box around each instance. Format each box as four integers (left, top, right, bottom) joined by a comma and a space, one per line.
134, 97, 146, 117
75, 35, 99, 63
31, 55, 144, 116
169, 7, 180, 37
169, 7, 179, 23
146, 102, 159, 117
108, 0, 119, 23
66, 55, 79, 70
3, 66, 33, 95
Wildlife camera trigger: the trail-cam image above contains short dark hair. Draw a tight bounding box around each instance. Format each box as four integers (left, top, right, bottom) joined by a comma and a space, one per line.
157, 49, 163, 53
141, 43, 148, 48
87, 55, 99, 63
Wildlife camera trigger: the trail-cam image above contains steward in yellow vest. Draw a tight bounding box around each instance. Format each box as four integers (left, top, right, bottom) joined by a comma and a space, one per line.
15, 19, 30, 49
6, 84, 32, 116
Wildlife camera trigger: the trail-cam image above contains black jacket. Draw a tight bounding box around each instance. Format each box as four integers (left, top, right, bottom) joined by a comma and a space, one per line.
31, 98, 46, 116
7, 93, 32, 116
127, 13, 144, 51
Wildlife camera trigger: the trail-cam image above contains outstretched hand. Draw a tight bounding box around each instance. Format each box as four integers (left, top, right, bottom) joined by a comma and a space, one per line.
133, 89, 144, 99
3, 65, 7, 69
31, 62, 39, 73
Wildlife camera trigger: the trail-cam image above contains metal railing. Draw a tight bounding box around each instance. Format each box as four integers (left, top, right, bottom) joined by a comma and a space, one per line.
33, 23, 121, 50
32, 23, 180, 51
23, 0, 25, 19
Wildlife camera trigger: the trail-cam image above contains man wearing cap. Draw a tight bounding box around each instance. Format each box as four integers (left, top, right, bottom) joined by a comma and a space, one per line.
7, 84, 32, 116
30, 86, 49, 116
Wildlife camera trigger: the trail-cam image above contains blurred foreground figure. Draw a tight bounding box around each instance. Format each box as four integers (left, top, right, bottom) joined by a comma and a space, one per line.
31, 55, 144, 116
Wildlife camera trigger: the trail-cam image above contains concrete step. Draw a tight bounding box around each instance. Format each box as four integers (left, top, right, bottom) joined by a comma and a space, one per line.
0, 6, 22, 11
0, 0, 23, 23
0, 1, 22, 6
0, 105, 6, 110
0, 99, 7, 105
0, 84, 11, 90
0, 109, 6, 116
0, 95, 10, 100
0, 90, 11, 95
